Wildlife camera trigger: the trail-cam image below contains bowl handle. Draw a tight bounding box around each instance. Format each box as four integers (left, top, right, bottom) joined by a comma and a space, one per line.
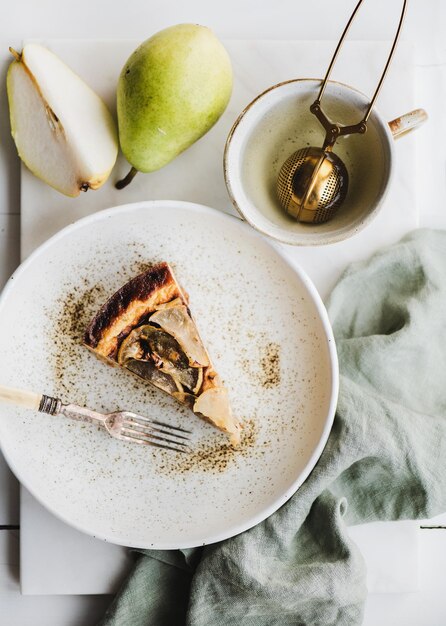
388, 108, 428, 140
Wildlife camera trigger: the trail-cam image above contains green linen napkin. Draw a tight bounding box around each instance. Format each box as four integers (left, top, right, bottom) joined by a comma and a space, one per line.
100, 229, 446, 626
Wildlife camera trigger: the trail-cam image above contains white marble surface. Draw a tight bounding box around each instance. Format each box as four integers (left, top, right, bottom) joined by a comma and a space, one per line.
18, 37, 419, 597
349, 522, 418, 594
20, 488, 133, 595
0, 0, 445, 623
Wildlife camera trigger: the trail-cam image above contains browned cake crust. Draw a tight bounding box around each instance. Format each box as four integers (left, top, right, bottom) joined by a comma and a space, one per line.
84, 262, 185, 359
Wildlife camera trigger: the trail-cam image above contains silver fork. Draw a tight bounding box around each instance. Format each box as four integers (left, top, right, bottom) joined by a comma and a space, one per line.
0, 384, 191, 453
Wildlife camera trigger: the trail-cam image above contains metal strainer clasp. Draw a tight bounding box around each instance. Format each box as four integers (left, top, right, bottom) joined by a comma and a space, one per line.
277, 0, 408, 224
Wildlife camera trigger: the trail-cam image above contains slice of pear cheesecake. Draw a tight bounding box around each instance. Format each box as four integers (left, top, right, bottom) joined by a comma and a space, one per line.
84, 262, 241, 445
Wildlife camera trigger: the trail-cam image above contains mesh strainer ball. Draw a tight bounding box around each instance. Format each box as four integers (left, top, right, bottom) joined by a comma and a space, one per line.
276, 146, 349, 224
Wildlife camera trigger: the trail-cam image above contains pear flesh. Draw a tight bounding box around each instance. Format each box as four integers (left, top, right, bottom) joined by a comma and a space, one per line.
7, 44, 118, 197
117, 24, 233, 186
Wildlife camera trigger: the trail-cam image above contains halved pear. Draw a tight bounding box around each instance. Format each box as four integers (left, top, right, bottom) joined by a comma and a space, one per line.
7, 44, 118, 197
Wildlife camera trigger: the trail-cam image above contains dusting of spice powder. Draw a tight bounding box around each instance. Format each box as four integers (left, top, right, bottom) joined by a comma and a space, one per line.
131, 260, 157, 276
157, 418, 258, 475
52, 283, 106, 395
260, 342, 281, 388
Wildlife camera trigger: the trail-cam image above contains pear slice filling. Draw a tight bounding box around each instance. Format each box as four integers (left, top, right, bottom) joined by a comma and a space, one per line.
149, 305, 210, 367
118, 322, 204, 395
126, 359, 181, 395
109, 297, 241, 445
194, 388, 234, 432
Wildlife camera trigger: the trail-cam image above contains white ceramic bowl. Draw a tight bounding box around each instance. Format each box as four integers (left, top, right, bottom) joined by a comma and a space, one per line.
224, 78, 396, 246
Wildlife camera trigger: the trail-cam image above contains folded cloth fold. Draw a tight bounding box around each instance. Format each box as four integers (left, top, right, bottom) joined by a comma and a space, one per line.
99, 229, 446, 626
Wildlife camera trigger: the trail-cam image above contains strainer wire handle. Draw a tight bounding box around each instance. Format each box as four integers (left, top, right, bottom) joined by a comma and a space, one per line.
317, 0, 408, 125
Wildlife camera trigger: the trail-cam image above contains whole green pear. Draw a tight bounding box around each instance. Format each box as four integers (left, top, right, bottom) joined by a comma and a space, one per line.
116, 24, 233, 188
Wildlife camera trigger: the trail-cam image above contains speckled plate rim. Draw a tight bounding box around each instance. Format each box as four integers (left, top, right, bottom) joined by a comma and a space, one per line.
0, 200, 339, 549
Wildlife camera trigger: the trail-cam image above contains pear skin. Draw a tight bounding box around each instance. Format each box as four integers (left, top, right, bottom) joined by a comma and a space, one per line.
116, 24, 233, 187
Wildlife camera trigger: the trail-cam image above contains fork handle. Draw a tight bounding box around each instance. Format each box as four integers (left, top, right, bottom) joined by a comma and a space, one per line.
0, 384, 42, 411
59, 403, 108, 425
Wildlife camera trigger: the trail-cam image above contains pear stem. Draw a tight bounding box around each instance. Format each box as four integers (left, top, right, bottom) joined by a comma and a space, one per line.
9, 47, 22, 62
116, 167, 138, 190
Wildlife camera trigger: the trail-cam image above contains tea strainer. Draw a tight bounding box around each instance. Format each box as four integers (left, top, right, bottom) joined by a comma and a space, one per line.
277, 0, 407, 224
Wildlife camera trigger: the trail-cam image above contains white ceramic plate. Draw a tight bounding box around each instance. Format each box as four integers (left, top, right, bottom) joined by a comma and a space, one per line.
0, 201, 337, 549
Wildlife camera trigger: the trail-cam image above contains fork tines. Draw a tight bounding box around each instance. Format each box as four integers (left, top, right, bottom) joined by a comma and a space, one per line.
122, 412, 192, 453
